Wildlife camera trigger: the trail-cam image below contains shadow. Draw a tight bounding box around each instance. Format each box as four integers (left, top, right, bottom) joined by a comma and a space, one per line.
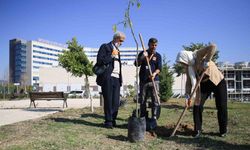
107, 135, 128, 142
114, 123, 128, 129
161, 104, 216, 111
80, 113, 127, 122
50, 117, 104, 128
161, 104, 185, 110
167, 135, 250, 150
24, 107, 63, 112
50, 114, 128, 129
81, 113, 104, 119
152, 125, 250, 150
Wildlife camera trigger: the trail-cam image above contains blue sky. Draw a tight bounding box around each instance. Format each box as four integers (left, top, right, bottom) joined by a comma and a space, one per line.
0, 0, 250, 80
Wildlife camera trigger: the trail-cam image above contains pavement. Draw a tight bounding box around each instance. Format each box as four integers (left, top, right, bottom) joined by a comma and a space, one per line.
0, 98, 101, 126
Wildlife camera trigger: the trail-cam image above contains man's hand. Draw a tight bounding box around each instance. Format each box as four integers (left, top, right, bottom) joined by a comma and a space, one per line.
150, 72, 157, 80
143, 51, 148, 57
203, 61, 209, 69
112, 49, 119, 55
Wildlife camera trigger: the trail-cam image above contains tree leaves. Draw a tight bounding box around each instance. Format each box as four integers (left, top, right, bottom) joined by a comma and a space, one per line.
58, 37, 93, 78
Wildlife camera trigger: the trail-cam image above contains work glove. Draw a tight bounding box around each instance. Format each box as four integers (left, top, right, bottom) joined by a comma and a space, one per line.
143, 51, 148, 57
151, 72, 157, 80
203, 61, 209, 69
185, 94, 191, 107
112, 49, 119, 58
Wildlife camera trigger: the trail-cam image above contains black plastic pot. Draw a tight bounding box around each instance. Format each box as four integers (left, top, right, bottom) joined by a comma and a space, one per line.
127, 116, 146, 142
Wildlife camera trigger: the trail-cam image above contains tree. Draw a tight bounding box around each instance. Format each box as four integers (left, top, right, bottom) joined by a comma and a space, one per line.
173, 42, 219, 76
58, 37, 94, 112
113, 0, 141, 117
159, 55, 174, 102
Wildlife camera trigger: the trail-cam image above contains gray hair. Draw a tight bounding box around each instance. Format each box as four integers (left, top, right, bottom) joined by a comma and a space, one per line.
113, 31, 126, 40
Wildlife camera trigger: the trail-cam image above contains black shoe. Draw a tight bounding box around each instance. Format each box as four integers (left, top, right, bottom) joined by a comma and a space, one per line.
193, 130, 202, 138
220, 132, 227, 137
104, 123, 113, 129
112, 121, 117, 127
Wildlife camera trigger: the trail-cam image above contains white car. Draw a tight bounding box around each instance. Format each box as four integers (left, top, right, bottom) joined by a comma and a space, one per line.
68, 90, 85, 98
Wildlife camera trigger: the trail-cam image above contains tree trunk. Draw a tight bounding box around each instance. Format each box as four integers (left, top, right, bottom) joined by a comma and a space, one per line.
85, 75, 94, 112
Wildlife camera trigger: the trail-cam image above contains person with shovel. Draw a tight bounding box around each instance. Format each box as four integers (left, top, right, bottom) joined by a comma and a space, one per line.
175, 44, 228, 138
96, 31, 125, 129
134, 37, 162, 130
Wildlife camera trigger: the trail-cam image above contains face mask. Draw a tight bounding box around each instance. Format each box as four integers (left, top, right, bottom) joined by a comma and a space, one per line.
114, 42, 120, 47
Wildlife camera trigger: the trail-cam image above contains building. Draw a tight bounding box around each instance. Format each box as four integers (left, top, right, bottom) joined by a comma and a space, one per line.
9, 38, 67, 86
9, 38, 141, 94
218, 61, 250, 101
39, 65, 137, 96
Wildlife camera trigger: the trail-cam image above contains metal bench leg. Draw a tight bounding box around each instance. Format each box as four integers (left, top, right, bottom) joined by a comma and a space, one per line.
63, 99, 68, 108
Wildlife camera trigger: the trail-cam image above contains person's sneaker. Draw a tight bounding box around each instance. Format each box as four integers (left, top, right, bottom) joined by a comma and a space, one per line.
193, 130, 202, 138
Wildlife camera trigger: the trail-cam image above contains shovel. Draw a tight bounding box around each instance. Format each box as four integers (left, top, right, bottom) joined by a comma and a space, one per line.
138, 33, 161, 105
170, 69, 207, 137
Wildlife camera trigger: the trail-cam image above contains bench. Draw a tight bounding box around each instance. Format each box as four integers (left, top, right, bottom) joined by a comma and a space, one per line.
29, 92, 68, 108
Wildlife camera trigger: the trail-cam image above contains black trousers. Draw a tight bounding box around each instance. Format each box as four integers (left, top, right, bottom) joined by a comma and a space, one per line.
194, 79, 228, 134
101, 77, 120, 125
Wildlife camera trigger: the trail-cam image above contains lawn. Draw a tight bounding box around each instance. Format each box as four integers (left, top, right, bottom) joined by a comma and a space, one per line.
0, 99, 249, 150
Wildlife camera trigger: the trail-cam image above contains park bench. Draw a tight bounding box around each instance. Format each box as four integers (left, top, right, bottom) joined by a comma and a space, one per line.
29, 92, 68, 108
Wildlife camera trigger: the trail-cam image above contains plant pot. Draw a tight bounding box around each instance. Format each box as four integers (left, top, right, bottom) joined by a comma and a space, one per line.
127, 116, 146, 142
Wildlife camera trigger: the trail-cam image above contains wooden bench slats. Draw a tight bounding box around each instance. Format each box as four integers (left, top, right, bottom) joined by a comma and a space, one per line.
29, 92, 68, 108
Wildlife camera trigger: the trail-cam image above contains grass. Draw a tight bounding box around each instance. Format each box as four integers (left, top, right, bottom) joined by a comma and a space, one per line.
0, 98, 250, 150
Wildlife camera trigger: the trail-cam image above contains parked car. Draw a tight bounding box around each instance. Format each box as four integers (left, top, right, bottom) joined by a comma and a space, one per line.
68, 90, 85, 98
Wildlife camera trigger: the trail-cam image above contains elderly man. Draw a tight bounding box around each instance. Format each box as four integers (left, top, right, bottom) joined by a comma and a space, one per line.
96, 31, 125, 128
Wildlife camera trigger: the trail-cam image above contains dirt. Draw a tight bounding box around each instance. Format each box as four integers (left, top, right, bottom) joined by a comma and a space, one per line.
147, 123, 194, 138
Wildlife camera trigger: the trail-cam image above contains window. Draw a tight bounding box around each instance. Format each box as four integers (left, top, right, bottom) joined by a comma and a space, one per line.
243, 80, 250, 88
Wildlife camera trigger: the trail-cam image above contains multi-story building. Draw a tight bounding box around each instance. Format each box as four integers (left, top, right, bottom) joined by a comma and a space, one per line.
9, 38, 142, 94
218, 62, 250, 101
9, 38, 67, 86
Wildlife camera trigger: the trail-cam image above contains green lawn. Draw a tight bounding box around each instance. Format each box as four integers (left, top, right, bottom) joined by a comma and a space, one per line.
0, 99, 249, 150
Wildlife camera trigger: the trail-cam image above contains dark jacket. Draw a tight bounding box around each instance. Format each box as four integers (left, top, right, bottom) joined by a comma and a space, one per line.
135, 50, 162, 84
96, 42, 123, 86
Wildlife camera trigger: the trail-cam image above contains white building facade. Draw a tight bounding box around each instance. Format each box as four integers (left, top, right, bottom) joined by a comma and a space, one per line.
9, 38, 141, 95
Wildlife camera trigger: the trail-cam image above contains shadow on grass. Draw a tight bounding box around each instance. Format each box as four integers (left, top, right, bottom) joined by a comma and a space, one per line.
50, 117, 104, 128
24, 108, 63, 112
50, 113, 128, 129
161, 104, 216, 111
167, 136, 250, 150
107, 135, 127, 141
154, 125, 250, 150
81, 113, 127, 122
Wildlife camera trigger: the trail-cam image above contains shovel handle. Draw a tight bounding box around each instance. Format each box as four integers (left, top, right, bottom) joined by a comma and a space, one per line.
170, 70, 207, 137
139, 33, 160, 105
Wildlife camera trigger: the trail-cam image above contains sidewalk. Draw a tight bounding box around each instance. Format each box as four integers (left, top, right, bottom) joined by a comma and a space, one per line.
0, 98, 100, 126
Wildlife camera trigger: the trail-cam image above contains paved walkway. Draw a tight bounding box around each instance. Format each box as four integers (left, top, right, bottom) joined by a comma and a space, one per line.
0, 98, 100, 126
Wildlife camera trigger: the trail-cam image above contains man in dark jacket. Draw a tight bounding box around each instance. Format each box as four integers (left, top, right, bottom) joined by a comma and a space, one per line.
135, 38, 162, 129
96, 31, 125, 128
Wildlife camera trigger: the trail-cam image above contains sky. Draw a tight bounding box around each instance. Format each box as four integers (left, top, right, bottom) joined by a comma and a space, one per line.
0, 0, 250, 80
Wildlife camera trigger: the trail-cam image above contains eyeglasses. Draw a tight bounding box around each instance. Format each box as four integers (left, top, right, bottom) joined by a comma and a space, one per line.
119, 40, 124, 42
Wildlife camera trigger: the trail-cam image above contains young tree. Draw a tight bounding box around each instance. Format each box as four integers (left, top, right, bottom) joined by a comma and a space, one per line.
159, 55, 174, 102
113, 0, 141, 117
58, 37, 94, 112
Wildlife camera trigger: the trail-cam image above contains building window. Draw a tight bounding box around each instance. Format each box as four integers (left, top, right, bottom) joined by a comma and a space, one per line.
243, 71, 250, 78
227, 80, 235, 89
243, 80, 250, 88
